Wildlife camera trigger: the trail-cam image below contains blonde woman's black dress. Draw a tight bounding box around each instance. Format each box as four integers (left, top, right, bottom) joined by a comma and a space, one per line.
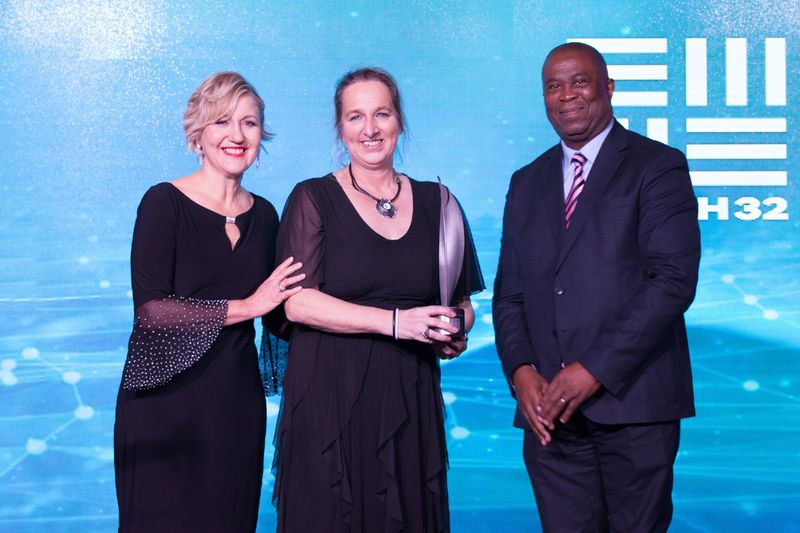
114, 183, 277, 532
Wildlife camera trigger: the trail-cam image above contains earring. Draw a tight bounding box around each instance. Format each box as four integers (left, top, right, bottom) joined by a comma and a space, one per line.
196, 144, 204, 166
255, 153, 260, 168
337, 143, 349, 166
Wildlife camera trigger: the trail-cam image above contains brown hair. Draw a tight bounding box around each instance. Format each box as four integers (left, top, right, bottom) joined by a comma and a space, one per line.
183, 71, 273, 153
333, 67, 407, 137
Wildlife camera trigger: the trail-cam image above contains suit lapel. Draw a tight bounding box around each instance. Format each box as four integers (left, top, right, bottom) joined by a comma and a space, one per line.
540, 146, 566, 247
555, 121, 629, 271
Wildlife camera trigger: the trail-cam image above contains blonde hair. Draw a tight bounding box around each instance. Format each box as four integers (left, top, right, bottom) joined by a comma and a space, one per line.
183, 72, 273, 152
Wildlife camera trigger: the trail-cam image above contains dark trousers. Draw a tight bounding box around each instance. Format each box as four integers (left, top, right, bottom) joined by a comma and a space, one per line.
523, 412, 680, 533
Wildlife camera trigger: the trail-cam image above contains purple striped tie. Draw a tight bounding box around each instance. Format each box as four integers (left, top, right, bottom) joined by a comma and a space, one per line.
565, 152, 587, 229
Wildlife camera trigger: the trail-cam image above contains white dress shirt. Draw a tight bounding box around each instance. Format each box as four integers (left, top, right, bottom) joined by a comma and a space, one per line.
560, 119, 615, 199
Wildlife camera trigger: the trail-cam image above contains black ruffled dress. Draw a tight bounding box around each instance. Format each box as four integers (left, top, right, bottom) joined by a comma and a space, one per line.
272, 175, 483, 533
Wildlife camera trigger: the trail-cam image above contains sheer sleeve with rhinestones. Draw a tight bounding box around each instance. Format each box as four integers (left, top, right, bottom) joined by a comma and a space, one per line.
121, 185, 229, 391
259, 310, 290, 396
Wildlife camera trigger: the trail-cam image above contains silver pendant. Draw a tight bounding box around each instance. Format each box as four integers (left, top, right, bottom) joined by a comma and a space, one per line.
376, 199, 397, 218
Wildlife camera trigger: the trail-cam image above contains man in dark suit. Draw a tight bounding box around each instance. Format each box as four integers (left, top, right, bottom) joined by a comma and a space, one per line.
493, 42, 700, 532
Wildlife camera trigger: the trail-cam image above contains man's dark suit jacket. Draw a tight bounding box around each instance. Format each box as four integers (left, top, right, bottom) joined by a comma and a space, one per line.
493, 120, 701, 428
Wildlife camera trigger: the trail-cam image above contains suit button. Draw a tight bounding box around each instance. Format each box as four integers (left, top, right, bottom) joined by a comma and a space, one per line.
554, 287, 563, 295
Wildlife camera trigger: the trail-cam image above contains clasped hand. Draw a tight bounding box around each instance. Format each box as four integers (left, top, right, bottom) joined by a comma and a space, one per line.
396, 306, 467, 360
512, 362, 601, 446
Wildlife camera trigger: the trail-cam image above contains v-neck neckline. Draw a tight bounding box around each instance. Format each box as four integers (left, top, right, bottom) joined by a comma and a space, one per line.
327, 173, 416, 242
167, 182, 254, 251
167, 182, 255, 222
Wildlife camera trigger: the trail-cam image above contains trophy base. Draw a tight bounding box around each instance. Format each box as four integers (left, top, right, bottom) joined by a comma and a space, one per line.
434, 307, 465, 338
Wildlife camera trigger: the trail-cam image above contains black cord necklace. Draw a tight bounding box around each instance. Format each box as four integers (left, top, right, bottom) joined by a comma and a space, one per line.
348, 164, 402, 218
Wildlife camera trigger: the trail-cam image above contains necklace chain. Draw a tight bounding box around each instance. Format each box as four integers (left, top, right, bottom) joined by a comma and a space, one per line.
348, 164, 402, 218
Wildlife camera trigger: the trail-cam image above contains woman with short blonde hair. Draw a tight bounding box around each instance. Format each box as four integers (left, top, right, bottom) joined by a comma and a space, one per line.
114, 71, 302, 532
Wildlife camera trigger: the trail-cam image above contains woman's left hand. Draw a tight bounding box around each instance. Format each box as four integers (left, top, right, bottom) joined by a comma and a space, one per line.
433, 335, 468, 360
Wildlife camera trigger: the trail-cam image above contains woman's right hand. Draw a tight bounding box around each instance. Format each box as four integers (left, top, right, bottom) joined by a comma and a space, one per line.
397, 306, 459, 344
244, 256, 305, 317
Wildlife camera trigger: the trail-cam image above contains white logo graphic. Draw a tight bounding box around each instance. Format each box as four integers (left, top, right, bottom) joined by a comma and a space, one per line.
568, 37, 789, 220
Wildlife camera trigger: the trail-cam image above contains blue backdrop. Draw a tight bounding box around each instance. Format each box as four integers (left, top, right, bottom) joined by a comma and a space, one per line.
0, 1, 798, 531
